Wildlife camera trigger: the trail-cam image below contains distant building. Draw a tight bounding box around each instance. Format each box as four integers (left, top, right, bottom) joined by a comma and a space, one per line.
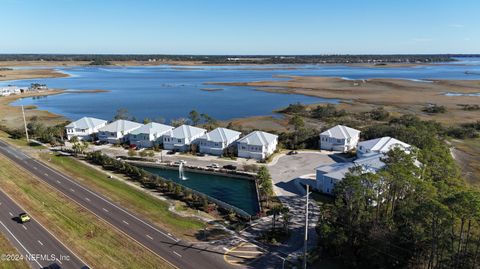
198, 127, 242, 156
0, 86, 21, 96
319, 125, 360, 152
357, 136, 412, 158
65, 117, 107, 141
162, 125, 207, 152
128, 122, 173, 148
237, 131, 278, 160
98, 120, 143, 144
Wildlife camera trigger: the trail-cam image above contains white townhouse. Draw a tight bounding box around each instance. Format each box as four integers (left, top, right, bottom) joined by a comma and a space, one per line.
237, 131, 278, 160
162, 125, 207, 152
357, 136, 412, 158
128, 122, 173, 148
198, 127, 242, 156
97, 120, 143, 144
316, 153, 385, 194
319, 125, 360, 152
65, 117, 107, 141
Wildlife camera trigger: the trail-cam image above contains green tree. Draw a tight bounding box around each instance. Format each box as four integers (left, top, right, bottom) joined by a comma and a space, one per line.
188, 110, 201, 125
114, 108, 130, 120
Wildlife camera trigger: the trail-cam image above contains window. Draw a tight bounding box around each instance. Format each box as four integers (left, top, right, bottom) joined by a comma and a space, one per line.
177, 139, 181, 143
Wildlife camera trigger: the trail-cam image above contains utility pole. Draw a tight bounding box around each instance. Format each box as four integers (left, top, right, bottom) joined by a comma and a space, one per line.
21, 104, 29, 142
303, 184, 310, 269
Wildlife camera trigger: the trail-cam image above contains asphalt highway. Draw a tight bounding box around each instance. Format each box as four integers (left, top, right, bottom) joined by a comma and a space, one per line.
0, 140, 239, 269
0, 189, 88, 269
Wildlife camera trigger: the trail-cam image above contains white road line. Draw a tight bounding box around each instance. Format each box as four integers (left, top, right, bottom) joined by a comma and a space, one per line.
123, 220, 129, 225
33, 166, 38, 170
38, 240, 44, 246
56, 180, 61, 184
8, 212, 13, 216
70, 188, 75, 192
102, 208, 109, 212
22, 226, 27, 230
173, 251, 182, 257
146, 234, 153, 240
85, 197, 90, 202
44, 173, 48, 176
30, 158, 178, 241
0, 221, 42, 268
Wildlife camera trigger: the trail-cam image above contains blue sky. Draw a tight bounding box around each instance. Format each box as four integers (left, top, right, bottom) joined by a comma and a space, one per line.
1, 0, 478, 54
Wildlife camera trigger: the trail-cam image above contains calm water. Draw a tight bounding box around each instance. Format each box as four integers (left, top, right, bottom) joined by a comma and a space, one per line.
3, 57, 480, 121
141, 166, 259, 215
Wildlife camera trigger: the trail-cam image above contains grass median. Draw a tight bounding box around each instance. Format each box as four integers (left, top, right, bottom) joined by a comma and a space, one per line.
0, 233, 30, 269
0, 154, 173, 269
38, 152, 206, 239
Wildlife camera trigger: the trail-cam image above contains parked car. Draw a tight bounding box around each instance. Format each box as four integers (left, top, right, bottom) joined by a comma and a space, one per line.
19, 213, 31, 223
223, 164, 237, 170
287, 150, 298, 155
208, 163, 220, 169
166, 150, 176, 155
196, 152, 206, 157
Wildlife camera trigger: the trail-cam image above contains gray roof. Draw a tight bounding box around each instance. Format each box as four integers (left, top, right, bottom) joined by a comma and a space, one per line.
358, 137, 411, 153
317, 153, 386, 180
65, 117, 107, 129
166, 125, 207, 139
320, 125, 360, 139
99, 120, 143, 133
200, 127, 241, 143
237, 131, 278, 146
130, 122, 173, 135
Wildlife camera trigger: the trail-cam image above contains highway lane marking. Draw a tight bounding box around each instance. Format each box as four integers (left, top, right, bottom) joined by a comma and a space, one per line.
22, 226, 27, 230
70, 188, 75, 192
173, 251, 182, 258
56, 180, 61, 184
102, 208, 109, 212
146, 234, 154, 240
44, 173, 49, 176
8, 212, 13, 216
0, 220, 43, 268
30, 158, 178, 242
2, 149, 179, 268
33, 166, 38, 170
38, 240, 44, 246
123, 220, 129, 225
85, 197, 91, 202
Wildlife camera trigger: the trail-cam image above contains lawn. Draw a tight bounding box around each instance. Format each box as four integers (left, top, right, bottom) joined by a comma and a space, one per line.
39, 153, 206, 239
0, 233, 30, 269
0, 155, 173, 269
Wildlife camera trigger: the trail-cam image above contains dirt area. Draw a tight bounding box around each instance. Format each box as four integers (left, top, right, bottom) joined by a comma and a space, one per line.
0, 68, 69, 81
451, 138, 480, 185
210, 76, 480, 125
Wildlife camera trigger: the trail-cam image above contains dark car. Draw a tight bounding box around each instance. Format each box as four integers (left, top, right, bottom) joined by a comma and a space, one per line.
223, 164, 237, 170
166, 150, 176, 155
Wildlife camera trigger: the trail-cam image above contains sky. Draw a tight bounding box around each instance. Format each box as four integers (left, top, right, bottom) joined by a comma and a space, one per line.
1, 0, 479, 54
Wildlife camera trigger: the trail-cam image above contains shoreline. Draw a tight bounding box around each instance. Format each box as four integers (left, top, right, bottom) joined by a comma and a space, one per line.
209, 76, 480, 125
0, 89, 109, 129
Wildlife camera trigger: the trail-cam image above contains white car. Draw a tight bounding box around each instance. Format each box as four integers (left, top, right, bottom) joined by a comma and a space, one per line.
208, 163, 220, 169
